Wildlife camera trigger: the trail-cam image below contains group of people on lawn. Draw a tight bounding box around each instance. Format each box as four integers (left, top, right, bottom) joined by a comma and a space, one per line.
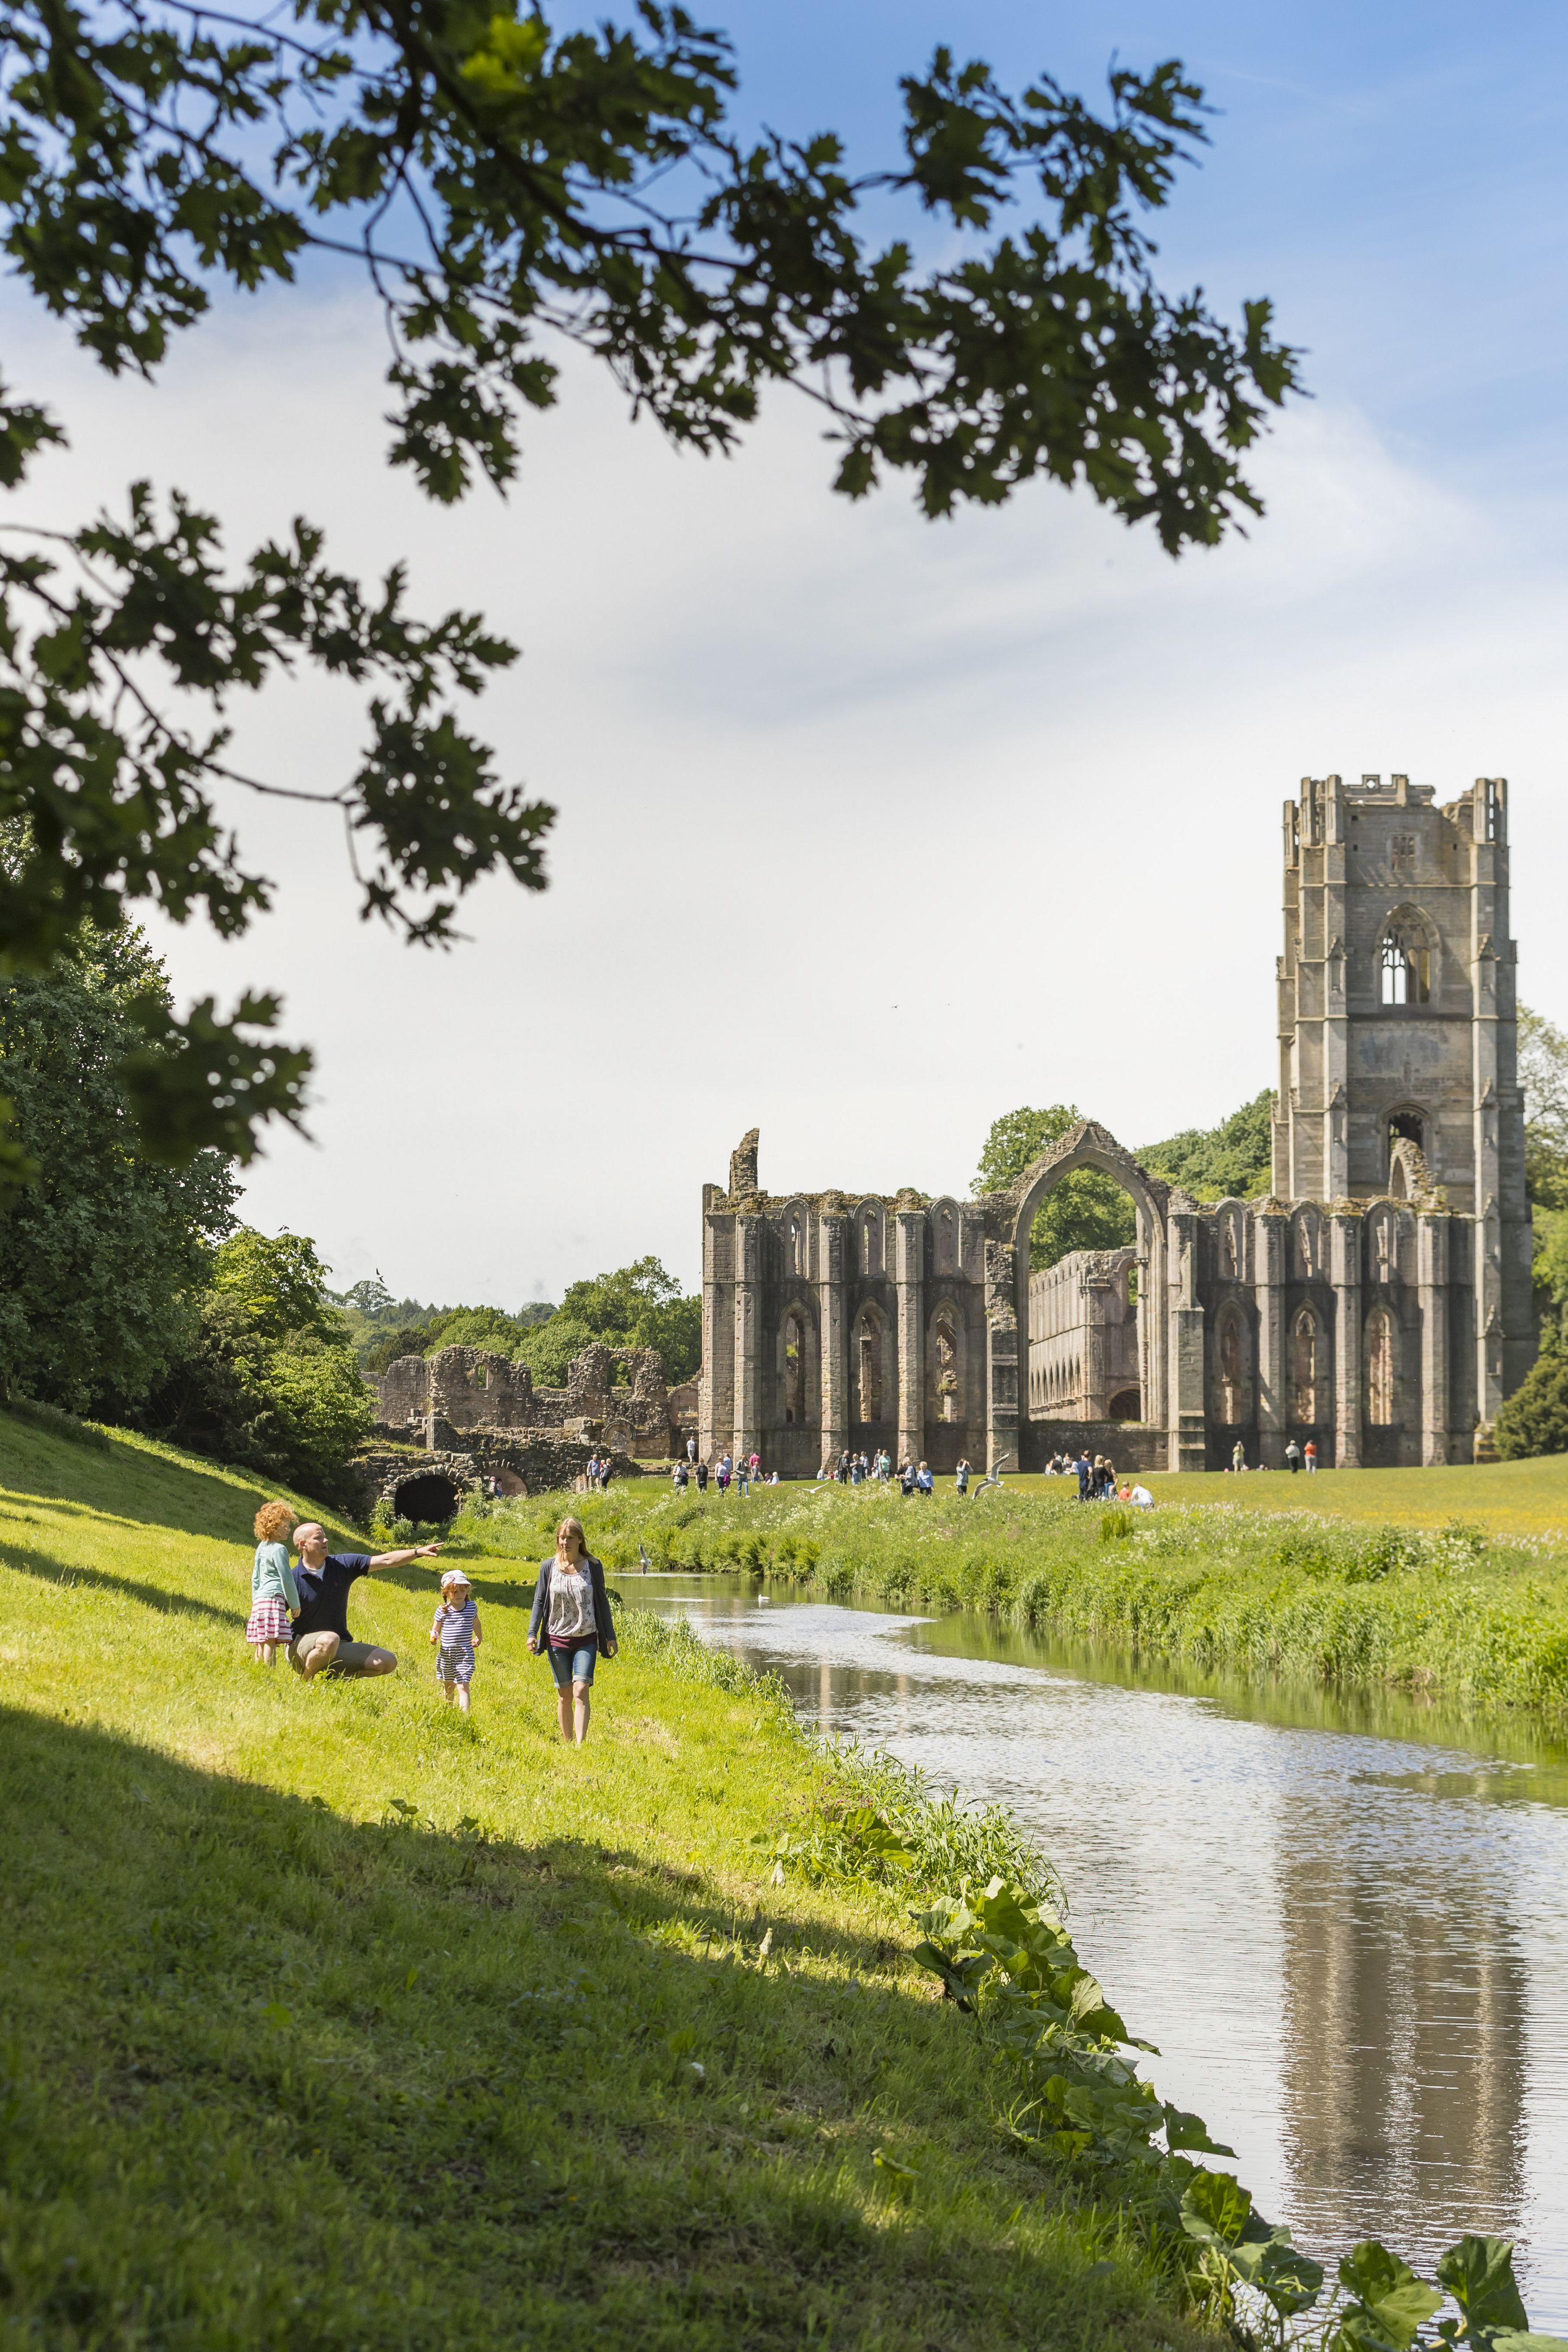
245, 1506, 616, 1744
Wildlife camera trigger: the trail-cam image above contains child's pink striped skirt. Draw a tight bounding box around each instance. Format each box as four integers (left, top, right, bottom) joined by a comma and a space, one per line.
246, 1595, 290, 1646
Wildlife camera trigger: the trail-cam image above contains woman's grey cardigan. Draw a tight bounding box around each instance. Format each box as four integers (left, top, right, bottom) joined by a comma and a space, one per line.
528, 1556, 616, 1655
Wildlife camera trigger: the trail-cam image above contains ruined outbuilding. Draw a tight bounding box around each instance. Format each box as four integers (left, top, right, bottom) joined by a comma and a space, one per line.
699, 775, 1535, 1473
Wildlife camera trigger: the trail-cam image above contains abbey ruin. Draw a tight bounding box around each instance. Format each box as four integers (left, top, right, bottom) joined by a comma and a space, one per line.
699, 774, 1534, 1473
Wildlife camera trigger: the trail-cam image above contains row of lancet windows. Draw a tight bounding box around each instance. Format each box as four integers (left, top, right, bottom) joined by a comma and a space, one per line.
780, 1305, 963, 1426
1216, 1305, 1398, 1426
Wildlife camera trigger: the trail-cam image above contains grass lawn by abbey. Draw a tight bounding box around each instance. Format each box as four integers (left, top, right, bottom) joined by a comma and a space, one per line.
0, 1409, 1200, 2352
1086, 1456, 1568, 1537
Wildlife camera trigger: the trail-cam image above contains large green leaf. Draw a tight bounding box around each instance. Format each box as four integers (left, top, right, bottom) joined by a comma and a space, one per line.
1230, 2233, 1325, 2318
1336, 2242, 1443, 2351
1180, 2170, 1257, 2250
1436, 2239, 1530, 2337
1163, 2106, 1236, 2158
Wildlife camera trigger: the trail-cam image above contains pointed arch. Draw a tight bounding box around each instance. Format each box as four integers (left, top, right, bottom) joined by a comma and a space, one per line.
1291, 1305, 1323, 1426
851, 1299, 890, 1428
1213, 1301, 1250, 1426
1007, 1120, 1169, 1434
1377, 903, 1439, 1005
1366, 1304, 1397, 1426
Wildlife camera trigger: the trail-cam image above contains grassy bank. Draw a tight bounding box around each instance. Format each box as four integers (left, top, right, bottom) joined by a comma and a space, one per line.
442, 1481, 1568, 1716
0, 1409, 1207, 2351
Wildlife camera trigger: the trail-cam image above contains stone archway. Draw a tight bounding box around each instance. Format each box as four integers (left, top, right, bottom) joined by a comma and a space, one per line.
1007, 1120, 1171, 1441
393, 1469, 461, 1525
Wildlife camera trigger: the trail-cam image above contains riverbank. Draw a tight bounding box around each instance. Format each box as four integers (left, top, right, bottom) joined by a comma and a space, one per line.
0, 1410, 1200, 2350
443, 1482, 1568, 1715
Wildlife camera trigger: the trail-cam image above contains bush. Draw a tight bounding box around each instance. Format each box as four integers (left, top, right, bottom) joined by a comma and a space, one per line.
1497, 1343, 1568, 1458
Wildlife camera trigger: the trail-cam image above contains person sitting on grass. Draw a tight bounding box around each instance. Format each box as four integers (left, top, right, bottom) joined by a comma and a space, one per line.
246, 1500, 300, 1666
526, 1515, 617, 1746
429, 1569, 482, 1713
286, 1523, 443, 1681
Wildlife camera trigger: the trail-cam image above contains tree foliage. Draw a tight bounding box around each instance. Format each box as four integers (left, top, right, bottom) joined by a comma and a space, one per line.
1139, 1088, 1275, 1200
972, 1101, 1136, 1270
1519, 1004, 1568, 1211
0, 0, 1298, 1172
0, 917, 236, 1407
134, 1228, 374, 1497
1496, 1336, 1568, 1461
515, 1256, 701, 1384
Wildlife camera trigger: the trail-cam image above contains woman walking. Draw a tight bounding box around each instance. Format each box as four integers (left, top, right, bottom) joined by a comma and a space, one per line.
526, 1517, 617, 1745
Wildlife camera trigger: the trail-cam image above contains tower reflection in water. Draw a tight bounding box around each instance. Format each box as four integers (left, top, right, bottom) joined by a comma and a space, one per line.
1278, 1807, 1527, 2251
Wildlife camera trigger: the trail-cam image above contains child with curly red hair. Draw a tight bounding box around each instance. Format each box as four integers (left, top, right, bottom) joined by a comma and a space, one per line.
246, 1500, 300, 1665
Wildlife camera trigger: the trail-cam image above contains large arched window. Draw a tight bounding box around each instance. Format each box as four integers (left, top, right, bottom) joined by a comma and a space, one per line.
853, 1306, 886, 1425
1366, 1308, 1396, 1426
1217, 1309, 1245, 1425
1291, 1309, 1321, 1426
931, 1308, 961, 1423
1379, 915, 1431, 1005
782, 1308, 807, 1425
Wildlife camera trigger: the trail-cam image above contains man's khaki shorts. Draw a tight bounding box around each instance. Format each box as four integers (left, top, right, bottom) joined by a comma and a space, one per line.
287, 1632, 393, 1678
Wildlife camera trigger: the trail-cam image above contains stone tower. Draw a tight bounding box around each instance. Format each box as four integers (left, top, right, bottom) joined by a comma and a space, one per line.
1272, 772, 1533, 1416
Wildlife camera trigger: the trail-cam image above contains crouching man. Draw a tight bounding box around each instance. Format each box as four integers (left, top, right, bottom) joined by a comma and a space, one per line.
288, 1522, 443, 1680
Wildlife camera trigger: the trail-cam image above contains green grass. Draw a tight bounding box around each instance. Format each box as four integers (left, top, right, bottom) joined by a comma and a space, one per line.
1133, 1456, 1568, 1536
446, 1479, 1568, 1718
0, 1410, 1201, 2352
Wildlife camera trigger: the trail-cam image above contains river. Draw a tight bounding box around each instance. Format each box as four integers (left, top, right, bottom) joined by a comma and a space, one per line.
644, 1574, 1568, 2325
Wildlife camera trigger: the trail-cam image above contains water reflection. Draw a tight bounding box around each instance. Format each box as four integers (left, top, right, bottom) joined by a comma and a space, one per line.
647, 1576, 1568, 2325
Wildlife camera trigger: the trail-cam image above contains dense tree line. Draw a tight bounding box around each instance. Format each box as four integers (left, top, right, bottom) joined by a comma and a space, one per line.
341, 1260, 703, 1387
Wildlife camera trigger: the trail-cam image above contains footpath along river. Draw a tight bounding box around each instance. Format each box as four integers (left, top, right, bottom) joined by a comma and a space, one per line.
645, 1573, 1568, 2324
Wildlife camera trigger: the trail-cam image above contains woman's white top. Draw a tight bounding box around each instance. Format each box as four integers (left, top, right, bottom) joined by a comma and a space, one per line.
547, 1562, 596, 1641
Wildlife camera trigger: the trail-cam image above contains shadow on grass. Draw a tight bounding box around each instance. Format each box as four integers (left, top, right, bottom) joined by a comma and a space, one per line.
0, 1702, 1166, 2352
0, 1539, 238, 1628
0, 1408, 365, 1548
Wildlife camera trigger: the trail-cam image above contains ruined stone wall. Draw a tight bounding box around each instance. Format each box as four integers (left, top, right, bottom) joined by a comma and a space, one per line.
373, 1341, 675, 1454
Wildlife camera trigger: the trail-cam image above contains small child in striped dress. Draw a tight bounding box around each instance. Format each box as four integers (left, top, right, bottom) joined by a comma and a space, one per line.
430, 1569, 482, 1712
246, 1500, 300, 1665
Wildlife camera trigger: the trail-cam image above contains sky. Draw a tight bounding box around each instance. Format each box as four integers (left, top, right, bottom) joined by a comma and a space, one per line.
7, 0, 1568, 1306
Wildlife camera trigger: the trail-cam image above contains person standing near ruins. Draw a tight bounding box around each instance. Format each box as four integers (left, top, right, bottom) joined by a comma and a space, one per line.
1286, 1438, 1302, 1473
955, 1458, 971, 1495
1304, 1439, 1318, 1473
695, 1457, 709, 1494
1231, 1440, 1246, 1474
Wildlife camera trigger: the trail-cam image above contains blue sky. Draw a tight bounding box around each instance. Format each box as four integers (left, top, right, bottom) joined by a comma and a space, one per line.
7, 0, 1567, 1303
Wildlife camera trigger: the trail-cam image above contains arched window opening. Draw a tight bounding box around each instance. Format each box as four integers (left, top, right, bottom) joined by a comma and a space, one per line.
854, 1312, 883, 1425
1367, 1310, 1396, 1427
933, 1312, 960, 1423
1291, 1310, 1319, 1426
1218, 1313, 1244, 1425
1390, 1108, 1425, 1158
1379, 920, 1430, 1005
783, 1309, 805, 1425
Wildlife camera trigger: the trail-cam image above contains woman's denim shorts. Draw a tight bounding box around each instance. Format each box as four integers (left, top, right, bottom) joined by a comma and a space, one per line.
547, 1640, 597, 1687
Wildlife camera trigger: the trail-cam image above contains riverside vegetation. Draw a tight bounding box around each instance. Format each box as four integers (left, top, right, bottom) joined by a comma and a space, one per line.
2, 1408, 1564, 2346
431, 1480, 1568, 1719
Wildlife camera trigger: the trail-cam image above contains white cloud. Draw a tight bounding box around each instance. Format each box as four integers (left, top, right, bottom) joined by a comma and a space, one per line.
7, 284, 1567, 1303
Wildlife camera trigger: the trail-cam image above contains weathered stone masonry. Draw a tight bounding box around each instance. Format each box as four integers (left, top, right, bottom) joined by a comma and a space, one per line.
699, 776, 1536, 1473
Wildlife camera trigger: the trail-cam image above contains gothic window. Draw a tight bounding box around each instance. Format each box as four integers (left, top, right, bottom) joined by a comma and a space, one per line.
1367, 1309, 1396, 1426
1291, 1310, 1320, 1426
1379, 917, 1430, 1005
1485, 780, 1501, 842
788, 1216, 803, 1276
1218, 1310, 1244, 1425
783, 1309, 806, 1425
1392, 834, 1415, 877
1295, 1211, 1318, 1282
933, 1310, 960, 1423
854, 1311, 883, 1424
